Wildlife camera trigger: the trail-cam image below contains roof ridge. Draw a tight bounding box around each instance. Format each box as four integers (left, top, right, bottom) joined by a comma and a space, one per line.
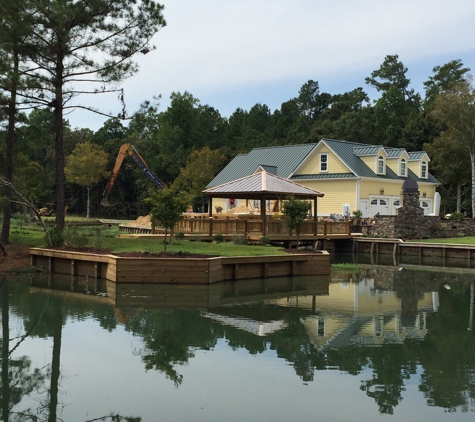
251, 143, 317, 151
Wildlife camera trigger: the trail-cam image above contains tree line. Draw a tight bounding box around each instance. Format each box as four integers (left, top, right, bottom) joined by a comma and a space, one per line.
1, 2, 474, 244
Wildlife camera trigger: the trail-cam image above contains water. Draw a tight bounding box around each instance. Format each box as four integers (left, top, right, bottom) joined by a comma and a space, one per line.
0, 262, 474, 422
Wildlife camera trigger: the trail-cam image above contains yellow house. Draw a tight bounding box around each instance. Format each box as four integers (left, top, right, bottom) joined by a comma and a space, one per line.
208, 139, 439, 217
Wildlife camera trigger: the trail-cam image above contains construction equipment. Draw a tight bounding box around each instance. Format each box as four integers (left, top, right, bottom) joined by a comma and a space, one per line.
101, 143, 165, 206
38, 207, 55, 216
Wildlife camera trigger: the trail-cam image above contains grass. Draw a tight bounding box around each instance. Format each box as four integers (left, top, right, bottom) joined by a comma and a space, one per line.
411, 237, 475, 245
6, 219, 289, 257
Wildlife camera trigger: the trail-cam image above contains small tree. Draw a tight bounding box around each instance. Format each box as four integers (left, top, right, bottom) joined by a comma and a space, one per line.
282, 196, 311, 248
0, 177, 53, 247
65, 142, 109, 218
147, 189, 189, 251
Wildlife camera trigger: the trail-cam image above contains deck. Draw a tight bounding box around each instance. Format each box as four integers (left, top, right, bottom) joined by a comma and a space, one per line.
119, 216, 355, 243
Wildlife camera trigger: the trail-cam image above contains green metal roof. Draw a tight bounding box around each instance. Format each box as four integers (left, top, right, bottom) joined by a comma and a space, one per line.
291, 173, 356, 180
353, 145, 383, 156
409, 151, 427, 160
207, 143, 317, 187
208, 139, 439, 188
385, 148, 405, 158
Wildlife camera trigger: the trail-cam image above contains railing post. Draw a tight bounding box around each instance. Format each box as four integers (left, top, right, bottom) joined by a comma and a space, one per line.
209, 217, 213, 237
244, 219, 248, 235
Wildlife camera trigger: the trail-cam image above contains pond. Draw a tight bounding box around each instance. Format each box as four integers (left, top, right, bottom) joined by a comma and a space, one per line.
0, 261, 474, 422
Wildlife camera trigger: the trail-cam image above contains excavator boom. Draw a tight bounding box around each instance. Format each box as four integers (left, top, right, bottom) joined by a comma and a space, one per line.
101, 143, 165, 206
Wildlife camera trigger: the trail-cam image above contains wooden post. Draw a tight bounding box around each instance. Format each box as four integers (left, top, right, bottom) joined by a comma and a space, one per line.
209, 217, 213, 237
261, 195, 267, 236
208, 197, 213, 218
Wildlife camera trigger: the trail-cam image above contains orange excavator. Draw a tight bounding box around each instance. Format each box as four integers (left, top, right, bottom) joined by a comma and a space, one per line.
101, 143, 165, 206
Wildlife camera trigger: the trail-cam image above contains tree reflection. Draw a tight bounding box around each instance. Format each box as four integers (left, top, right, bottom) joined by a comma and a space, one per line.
418, 282, 475, 412
0, 279, 47, 421
123, 308, 223, 386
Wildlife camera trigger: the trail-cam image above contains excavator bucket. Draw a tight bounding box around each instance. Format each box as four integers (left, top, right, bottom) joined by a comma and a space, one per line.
101, 198, 112, 207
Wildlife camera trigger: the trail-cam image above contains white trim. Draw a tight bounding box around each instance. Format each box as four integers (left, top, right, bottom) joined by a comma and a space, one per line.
377, 155, 386, 175
319, 152, 329, 172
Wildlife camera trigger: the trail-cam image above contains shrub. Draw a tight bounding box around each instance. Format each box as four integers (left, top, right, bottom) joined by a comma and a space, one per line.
352, 210, 363, 219
422, 234, 430, 239
449, 212, 465, 222
213, 233, 224, 243
63, 227, 89, 248
48, 226, 64, 247
258, 236, 270, 246
174, 231, 185, 240
458, 232, 465, 237
231, 233, 247, 245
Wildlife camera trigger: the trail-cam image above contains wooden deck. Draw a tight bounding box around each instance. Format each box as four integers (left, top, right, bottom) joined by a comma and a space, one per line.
29, 248, 330, 284
119, 216, 354, 243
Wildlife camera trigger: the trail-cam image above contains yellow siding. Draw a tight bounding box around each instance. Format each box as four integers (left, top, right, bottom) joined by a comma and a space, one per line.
359, 179, 402, 198
408, 161, 420, 177
386, 158, 399, 175
360, 156, 376, 172
298, 179, 357, 215
297, 146, 350, 175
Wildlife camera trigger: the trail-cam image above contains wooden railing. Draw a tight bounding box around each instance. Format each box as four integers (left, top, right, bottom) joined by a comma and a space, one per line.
173, 218, 351, 237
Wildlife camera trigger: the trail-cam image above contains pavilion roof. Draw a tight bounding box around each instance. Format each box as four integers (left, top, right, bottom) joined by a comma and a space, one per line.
202, 171, 324, 199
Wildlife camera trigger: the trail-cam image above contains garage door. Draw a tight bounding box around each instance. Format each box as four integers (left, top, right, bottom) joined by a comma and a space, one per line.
420, 200, 432, 216
370, 197, 390, 216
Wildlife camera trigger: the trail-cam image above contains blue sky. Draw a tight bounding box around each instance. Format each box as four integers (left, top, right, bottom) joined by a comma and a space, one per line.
67, 0, 475, 131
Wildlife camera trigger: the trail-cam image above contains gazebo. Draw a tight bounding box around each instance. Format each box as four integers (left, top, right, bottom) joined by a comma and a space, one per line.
202, 171, 324, 236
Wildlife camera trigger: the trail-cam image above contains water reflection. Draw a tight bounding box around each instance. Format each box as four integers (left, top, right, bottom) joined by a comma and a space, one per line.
1, 267, 474, 421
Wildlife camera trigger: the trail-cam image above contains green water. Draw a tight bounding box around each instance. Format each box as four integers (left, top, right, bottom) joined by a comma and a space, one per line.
0, 264, 474, 422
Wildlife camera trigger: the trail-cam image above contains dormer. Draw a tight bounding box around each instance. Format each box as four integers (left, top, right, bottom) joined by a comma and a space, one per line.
408, 152, 430, 179
385, 148, 410, 177
354, 145, 387, 175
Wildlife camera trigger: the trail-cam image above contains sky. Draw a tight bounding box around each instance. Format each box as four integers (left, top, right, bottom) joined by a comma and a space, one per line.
67, 0, 475, 131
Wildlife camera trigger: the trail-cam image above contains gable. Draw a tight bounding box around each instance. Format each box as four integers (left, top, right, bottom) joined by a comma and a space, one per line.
294, 142, 353, 175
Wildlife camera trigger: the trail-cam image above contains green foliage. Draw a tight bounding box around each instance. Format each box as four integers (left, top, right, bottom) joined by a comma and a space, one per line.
352, 210, 363, 219
174, 232, 185, 240
258, 236, 271, 246
449, 212, 465, 221
282, 196, 311, 246
147, 189, 189, 250
231, 233, 247, 245
63, 227, 89, 248
48, 226, 64, 247
457, 232, 465, 237
213, 233, 224, 243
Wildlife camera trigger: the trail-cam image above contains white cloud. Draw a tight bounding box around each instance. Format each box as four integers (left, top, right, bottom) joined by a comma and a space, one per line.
67, 0, 475, 129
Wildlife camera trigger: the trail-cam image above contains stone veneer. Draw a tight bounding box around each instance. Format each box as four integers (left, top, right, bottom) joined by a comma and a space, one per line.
361, 181, 475, 239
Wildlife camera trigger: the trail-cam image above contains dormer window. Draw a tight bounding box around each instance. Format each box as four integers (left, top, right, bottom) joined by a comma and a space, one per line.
378, 156, 385, 174
421, 161, 427, 178
400, 159, 406, 177
320, 153, 328, 172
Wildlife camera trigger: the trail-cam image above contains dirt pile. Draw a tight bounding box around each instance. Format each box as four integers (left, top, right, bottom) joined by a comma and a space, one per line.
127, 215, 152, 228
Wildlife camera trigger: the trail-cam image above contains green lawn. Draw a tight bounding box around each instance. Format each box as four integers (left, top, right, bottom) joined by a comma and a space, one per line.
411, 236, 475, 245
7, 217, 288, 256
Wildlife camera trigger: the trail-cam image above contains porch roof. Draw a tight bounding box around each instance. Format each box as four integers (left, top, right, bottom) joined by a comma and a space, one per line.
202, 171, 324, 199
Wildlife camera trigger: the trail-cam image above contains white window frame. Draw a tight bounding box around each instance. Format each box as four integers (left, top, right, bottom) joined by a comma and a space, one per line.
421, 161, 427, 179
400, 158, 406, 177
320, 153, 328, 172
377, 155, 385, 175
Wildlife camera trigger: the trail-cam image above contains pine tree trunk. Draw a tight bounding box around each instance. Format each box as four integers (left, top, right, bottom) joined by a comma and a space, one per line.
471, 150, 475, 218
457, 183, 462, 214
0, 51, 18, 244
86, 186, 91, 219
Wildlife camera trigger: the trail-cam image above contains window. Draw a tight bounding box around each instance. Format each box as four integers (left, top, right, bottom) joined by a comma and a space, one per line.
400, 159, 406, 176
320, 153, 328, 172
378, 156, 385, 174
421, 161, 427, 178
